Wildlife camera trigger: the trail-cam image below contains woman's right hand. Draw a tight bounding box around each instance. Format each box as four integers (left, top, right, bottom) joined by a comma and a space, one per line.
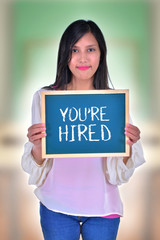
27, 123, 46, 164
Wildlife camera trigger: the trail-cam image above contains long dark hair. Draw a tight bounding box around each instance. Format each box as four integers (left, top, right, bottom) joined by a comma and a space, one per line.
44, 19, 112, 90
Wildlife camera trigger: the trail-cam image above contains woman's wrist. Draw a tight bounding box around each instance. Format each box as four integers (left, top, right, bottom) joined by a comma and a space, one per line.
123, 146, 132, 165
31, 146, 45, 165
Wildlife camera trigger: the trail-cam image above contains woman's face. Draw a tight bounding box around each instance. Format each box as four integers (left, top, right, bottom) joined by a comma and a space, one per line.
68, 32, 100, 83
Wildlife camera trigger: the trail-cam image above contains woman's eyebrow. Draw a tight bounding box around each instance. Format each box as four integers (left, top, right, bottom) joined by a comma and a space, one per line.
72, 44, 97, 48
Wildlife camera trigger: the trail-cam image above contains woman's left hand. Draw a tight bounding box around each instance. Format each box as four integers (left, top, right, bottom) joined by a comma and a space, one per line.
125, 123, 140, 147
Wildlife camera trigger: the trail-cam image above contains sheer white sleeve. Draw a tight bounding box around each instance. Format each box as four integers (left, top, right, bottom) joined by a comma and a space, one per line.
21, 90, 53, 187
105, 140, 145, 185
105, 117, 145, 185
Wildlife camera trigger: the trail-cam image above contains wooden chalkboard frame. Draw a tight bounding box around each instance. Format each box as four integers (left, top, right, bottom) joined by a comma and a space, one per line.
41, 90, 129, 158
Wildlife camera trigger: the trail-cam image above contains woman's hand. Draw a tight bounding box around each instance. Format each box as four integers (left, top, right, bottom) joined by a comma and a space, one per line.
27, 123, 46, 146
27, 123, 46, 165
125, 123, 140, 147
123, 123, 140, 165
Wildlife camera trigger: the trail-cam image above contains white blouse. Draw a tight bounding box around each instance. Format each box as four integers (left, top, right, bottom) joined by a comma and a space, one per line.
21, 89, 145, 216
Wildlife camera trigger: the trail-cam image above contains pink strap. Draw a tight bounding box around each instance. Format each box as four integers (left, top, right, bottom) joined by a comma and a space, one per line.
102, 214, 120, 219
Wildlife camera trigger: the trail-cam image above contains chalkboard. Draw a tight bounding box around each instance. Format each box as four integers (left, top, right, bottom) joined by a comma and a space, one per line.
41, 90, 129, 158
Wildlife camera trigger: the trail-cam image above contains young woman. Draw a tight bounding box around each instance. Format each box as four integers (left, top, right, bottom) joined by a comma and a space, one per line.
22, 20, 145, 240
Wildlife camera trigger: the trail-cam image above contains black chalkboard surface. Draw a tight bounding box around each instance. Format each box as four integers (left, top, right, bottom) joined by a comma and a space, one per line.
41, 90, 129, 158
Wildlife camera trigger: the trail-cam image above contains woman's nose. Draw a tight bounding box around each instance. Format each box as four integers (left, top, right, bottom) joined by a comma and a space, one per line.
79, 52, 88, 63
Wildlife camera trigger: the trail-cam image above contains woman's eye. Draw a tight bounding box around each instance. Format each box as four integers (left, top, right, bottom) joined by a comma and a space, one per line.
72, 49, 78, 53
88, 48, 95, 52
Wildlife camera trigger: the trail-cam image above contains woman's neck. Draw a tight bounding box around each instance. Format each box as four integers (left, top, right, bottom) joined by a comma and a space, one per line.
67, 77, 95, 90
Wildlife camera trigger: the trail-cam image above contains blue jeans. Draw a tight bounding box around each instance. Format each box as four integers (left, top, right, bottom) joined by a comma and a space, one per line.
40, 203, 120, 240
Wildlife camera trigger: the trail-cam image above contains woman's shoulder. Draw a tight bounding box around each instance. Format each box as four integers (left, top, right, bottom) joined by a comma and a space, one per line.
33, 84, 57, 100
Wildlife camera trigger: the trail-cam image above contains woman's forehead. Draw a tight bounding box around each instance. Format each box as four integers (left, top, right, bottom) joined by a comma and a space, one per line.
73, 32, 99, 47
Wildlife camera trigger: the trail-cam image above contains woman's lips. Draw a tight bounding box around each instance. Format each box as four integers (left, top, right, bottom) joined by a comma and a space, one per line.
77, 66, 90, 70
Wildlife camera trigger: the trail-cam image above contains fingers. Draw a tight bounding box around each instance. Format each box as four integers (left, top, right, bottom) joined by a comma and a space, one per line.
27, 123, 46, 143
29, 132, 46, 143
125, 131, 139, 142
125, 123, 140, 146
125, 124, 140, 135
27, 124, 46, 137
28, 123, 45, 133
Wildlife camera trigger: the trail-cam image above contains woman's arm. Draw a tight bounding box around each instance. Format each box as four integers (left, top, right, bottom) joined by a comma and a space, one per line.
105, 120, 145, 185
21, 90, 53, 187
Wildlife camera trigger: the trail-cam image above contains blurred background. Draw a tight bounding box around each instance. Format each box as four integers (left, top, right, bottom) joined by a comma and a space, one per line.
0, 0, 160, 239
